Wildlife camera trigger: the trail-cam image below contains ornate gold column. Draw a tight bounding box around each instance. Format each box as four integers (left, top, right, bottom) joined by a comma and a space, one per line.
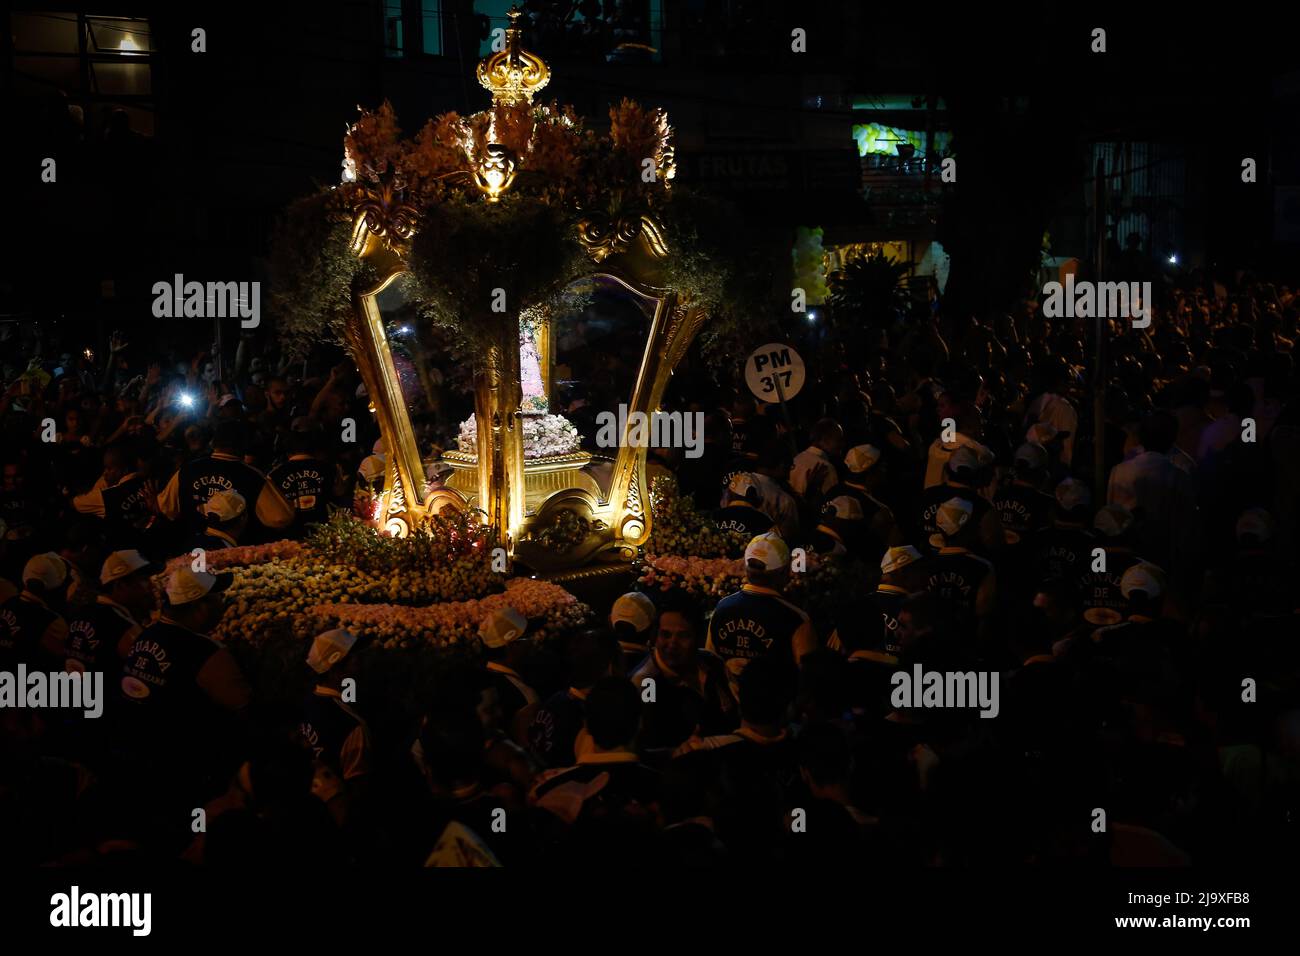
603, 289, 708, 548
472, 323, 525, 549
343, 182, 426, 537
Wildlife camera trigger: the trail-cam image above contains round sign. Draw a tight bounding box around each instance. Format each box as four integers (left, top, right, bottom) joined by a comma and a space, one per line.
744, 343, 806, 403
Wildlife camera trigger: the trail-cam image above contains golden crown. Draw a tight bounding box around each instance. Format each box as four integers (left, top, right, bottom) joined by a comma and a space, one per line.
476, 6, 551, 106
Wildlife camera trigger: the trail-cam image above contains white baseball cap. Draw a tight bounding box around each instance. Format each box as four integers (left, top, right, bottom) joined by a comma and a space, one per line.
1055, 477, 1092, 513
202, 489, 247, 523
1120, 563, 1165, 601
100, 549, 151, 586
218, 393, 242, 408
479, 606, 528, 649
1013, 442, 1049, 470
1027, 422, 1063, 444
727, 472, 758, 499
307, 628, 358, 674
744, 531, 790, 571
932, 497, 973, 546
844, 444, 882, 474
165, 566, 233, 606
881, 545, 923, 575
825, 496, 864, 520
610, 592, 656, 635
1094, 504, 1134, 538
22, 552, 69, 590
946, 445, 984, 478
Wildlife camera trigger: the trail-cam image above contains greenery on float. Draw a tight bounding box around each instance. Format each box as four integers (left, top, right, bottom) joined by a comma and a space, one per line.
304, 508, 494, 578
403, 191, 590, 360
266, 100, 780, 370
267, 188, 374, 360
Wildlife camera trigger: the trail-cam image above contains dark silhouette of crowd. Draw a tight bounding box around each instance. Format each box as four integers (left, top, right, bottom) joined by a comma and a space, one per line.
2, 270, 1300, 867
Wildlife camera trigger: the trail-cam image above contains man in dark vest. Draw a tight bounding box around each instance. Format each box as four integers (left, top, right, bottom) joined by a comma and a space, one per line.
706, 532, 816, 703
72, 442, 154, 550
1031, 477, 1096, 586
609, 591, 656, 672
479, 606, 539, 745
807, 495, 866, 559
184, 489, 249, 556
0, 552, 71, 670
268, 429, 341, 539
915, 445, 1004, 556
922, 498, 997, 629
118, 566, 252, 801
713, 473, 776, 539
156, 420, 293, 541
830, 443, 900, 558
993, 442, 1056, 546
299, 627, 371, 823
1078, 504, 1146, 626
59, 549, 153, 675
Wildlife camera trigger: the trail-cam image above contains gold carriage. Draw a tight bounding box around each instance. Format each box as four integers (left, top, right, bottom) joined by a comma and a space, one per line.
339, 9, 707, 574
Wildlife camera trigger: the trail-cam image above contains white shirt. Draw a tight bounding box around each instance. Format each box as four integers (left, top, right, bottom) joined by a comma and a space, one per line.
1106, 449, 1197, 537
789, 446, 837, 497
1027, 392, 1078, 465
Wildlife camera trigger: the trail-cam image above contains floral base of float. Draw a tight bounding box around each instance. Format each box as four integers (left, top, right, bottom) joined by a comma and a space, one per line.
160, 514, 593, 733
164, 512, 592, 650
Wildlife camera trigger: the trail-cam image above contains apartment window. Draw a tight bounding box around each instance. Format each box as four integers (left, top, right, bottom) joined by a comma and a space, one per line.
383, 0, 403, 57
9, 12, 154, 131
422, 1, 443, 55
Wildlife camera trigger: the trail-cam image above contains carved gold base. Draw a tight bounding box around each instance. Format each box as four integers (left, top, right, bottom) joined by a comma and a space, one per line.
430, 451, 634, 572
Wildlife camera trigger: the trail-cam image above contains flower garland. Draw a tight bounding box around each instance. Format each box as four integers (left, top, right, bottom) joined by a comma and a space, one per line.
165, 540, 304, 574
304, 578, 591, 650
156, 512, 591, 654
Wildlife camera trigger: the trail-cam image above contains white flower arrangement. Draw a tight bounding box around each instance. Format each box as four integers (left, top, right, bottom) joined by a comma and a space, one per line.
456, 412, 582, 459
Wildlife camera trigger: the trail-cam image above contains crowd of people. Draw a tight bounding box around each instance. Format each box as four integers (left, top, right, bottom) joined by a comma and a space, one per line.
2, 270, 1300, 867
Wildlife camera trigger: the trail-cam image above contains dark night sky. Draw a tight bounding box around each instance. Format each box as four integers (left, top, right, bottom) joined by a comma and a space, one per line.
4, 3, 1296, 327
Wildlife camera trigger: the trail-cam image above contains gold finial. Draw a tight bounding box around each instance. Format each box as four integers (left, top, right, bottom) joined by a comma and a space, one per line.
476, 6, 550, 106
